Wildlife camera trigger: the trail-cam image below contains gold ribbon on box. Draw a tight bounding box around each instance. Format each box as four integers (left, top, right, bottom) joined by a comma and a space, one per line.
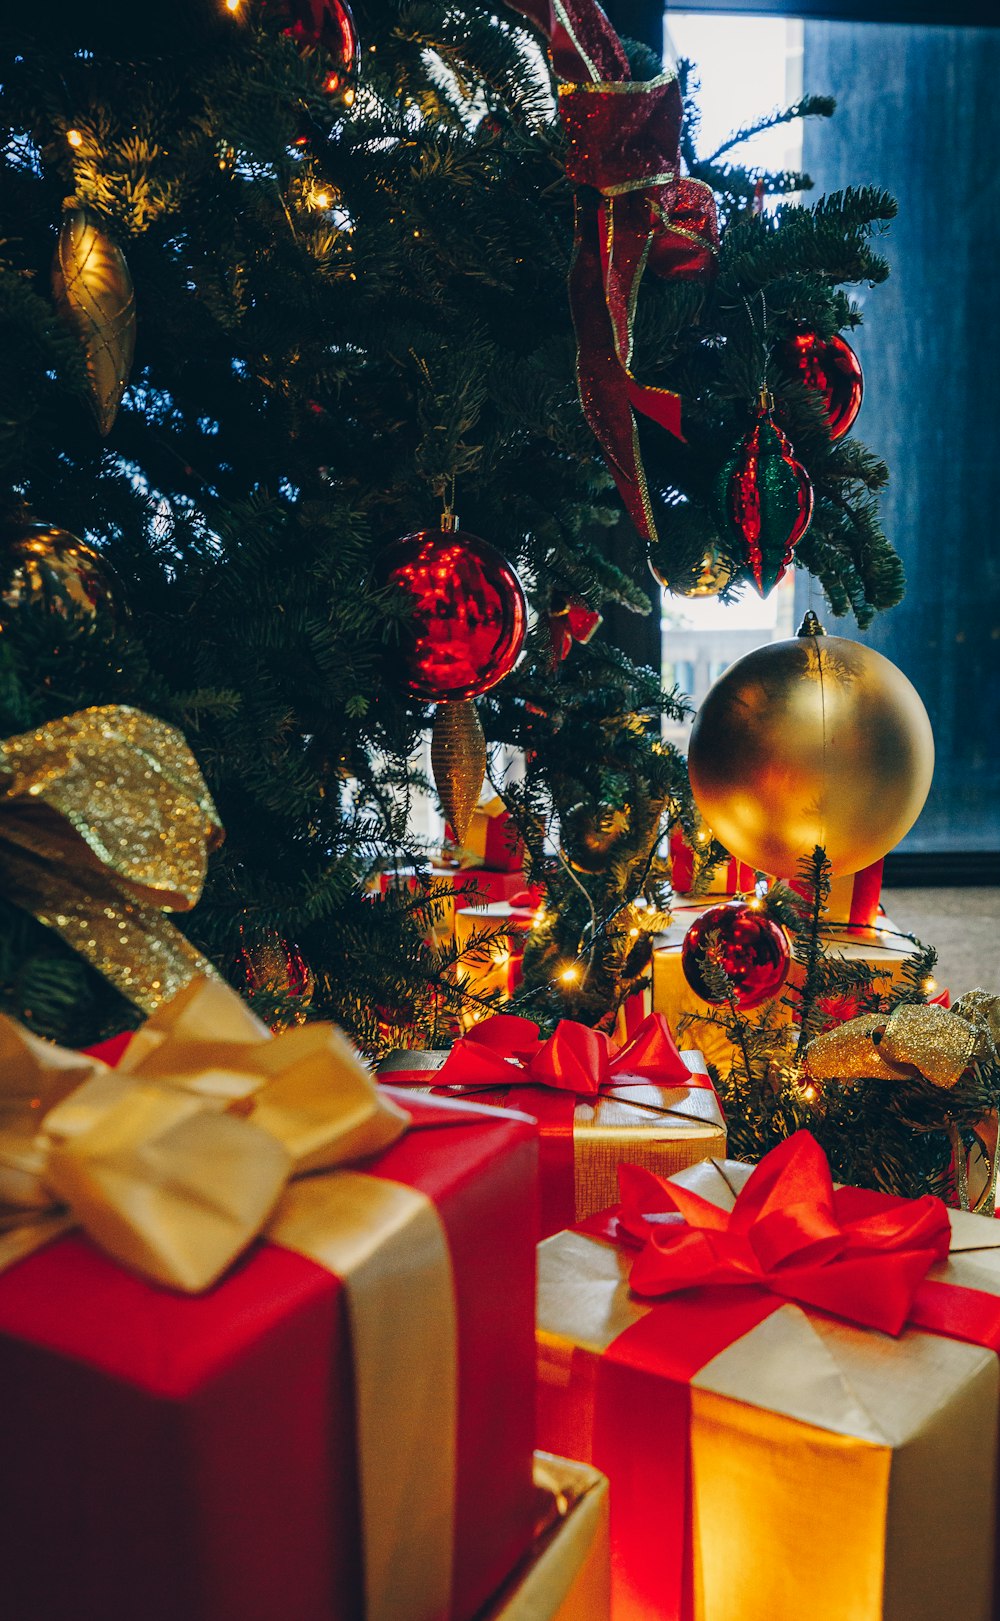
804, 992, 999, 1088
0, 704, 223, 1013
0, 974, 458, 1621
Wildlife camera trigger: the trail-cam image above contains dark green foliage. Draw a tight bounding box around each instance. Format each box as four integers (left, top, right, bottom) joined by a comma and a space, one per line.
0, 2, 903, 1049
686, 851, 1000, 1201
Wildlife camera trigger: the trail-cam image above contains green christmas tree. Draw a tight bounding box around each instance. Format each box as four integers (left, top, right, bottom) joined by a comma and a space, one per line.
0, 0, 904, 1053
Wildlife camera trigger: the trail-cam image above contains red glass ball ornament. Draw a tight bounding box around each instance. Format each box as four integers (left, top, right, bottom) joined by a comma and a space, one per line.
373, 522, 527, 701
647, 177, 720, 282
281, 0, 360, 93
783, 331, 864, 441
681, 901, 790, 1010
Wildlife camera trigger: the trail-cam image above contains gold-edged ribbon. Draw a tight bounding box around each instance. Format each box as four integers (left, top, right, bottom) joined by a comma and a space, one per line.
804, 991, 999, 1090
0, 704, 223, 1013
0, 974, 458, 1621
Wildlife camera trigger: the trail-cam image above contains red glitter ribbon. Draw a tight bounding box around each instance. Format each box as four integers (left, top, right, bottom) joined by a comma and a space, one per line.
508, 0, 719, 540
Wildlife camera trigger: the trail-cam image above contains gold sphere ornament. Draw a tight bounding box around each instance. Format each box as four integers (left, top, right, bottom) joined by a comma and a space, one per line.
561, 802, 631, 873
0, 521, 122, 629
687, 613, 934, 877
648, 544, 735, 599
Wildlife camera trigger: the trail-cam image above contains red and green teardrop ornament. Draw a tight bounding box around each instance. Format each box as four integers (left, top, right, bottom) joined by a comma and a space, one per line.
711, 399, 814, 597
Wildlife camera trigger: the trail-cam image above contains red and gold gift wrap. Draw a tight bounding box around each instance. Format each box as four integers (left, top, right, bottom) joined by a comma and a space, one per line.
380, 1014, 724, 1240
652, 899, 915, 1071
789, 857, 884, 929
445, 795, 526, 872
479, 1453, 611, 1621
669, 828, 757, 899
454, 896, 537, 1007
375, 864, 535, 946
536, 1134, 1000, 1621
0, 977, 538, 1621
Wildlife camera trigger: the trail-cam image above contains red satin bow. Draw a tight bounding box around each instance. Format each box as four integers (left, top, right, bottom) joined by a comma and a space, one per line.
617, 1130, 951, 1336
547, 596, 603, 664
437, 1011, 696, 1096
506, 0, 719, 544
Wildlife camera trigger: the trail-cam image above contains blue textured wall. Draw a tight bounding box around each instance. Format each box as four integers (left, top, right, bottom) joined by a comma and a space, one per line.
798, 22, 1000, 852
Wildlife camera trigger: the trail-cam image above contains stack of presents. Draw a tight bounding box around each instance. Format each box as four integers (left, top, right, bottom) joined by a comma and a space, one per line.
5, 810, 1000, 1621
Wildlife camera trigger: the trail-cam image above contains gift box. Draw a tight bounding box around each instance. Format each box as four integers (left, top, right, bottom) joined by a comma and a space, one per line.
445, 795, 526, 872
454, 897, 537, 1010
0, 976, 539, 1621
669, 828, 757, 898
536, 1133, 1000, 1621
380, 1014, 725, 1240
375, 865, 535, 945
651, 900, 916, 1072
477, 1453, 610, 1621
789, 857, 884, 929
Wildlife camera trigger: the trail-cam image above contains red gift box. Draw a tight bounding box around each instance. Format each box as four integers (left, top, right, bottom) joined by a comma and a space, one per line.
0, 1005, 539, 1621
669, 828, 757, 897
445, 795, 526, 872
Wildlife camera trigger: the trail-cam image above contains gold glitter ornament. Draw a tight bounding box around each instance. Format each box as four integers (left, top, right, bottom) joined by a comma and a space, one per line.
0, 705, 224, 1012
648, 544, 735, 598
52, 199, 136, 436
0, 520, 122, 630
431, 700, 486, 845
688, 613, 935, 877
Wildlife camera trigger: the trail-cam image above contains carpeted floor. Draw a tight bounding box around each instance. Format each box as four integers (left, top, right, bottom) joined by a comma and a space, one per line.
882, 888, 1000, 1000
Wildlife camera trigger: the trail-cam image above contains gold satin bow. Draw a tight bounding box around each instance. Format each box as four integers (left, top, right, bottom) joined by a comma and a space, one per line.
804, 991, 1000, 1090
0, 704, 224, 1012
0, 975, 408, 1291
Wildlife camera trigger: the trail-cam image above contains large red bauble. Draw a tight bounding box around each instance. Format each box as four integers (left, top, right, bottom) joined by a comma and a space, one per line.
281, 0, 360, 93
681, 901, 790, 1010
783, 331, 864, 441
374, 525, 527, 701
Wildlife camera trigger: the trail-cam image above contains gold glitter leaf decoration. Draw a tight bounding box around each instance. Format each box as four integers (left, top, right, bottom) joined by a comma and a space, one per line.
0, 706, 224, 1012
431, 700, 486, 846
52, 200, 136, 435
805, 999, 998, 1091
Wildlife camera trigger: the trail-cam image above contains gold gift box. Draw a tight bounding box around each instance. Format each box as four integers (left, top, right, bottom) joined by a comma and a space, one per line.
652, 901, 915, 1071
536, 1156, 1000, 1621
378, 1046, 727, 1231
477, 1452, 610, 1621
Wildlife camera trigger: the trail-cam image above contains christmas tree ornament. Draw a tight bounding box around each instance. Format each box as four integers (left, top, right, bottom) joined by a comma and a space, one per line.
711, 392, 814, 597
546, 594, 602, 664
51, 200, 136, 436
681, 900, 790, 1009
648, 177, 720, 282
234, 933, 315, 1020
561, 802, 631, 874
783, 330, 864, 441
648, 542, 735, 598
373, 514, 526, 701
279, 0, 360, 93
0, 520, 122, 630
688, 612, 935, 878
431, 700, 488, 846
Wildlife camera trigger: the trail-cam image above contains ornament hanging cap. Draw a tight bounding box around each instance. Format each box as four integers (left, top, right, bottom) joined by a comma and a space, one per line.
796, 610, 827, 638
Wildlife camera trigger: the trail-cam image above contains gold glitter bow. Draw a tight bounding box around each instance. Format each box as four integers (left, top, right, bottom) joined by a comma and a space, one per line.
0, 705, 224, 1013
804, 993, 1000, 1090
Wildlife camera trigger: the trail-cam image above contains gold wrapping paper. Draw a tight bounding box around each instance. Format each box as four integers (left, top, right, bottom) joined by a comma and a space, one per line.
0, 973, 460, 1621
478, 1453, 610, 1621
379, 1046, 727, 1224
651, 901, 914, 1071
0, 704, 223, 1012
536, 1157, 1000, 1621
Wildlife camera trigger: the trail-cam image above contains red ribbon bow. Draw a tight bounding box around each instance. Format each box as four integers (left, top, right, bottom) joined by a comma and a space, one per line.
615, 1130, 952, 1336
506, 0, 719, 543
437, 1010, 696, 1095
547, 596, 603, 664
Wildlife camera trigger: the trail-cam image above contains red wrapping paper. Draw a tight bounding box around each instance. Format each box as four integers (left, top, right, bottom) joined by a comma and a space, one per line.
0, 1091, 538, 1621
669, 828, 757, 897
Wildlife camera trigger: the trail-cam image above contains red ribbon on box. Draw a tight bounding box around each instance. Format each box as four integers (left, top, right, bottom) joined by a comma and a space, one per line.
395, 1013, 709, 1236
577, 1132, 1000, 1619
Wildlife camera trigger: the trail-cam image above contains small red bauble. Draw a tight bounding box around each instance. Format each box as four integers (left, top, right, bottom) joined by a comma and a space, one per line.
373, 520, 527, 701
648, 177, 720, 282
681, 901, 790, 1010
280, 0, 360, 93
783, 331, 864, 441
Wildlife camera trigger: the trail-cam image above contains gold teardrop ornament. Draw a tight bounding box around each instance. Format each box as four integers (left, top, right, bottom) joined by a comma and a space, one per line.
431, 700, 486, 845
52, 200, 136, 435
